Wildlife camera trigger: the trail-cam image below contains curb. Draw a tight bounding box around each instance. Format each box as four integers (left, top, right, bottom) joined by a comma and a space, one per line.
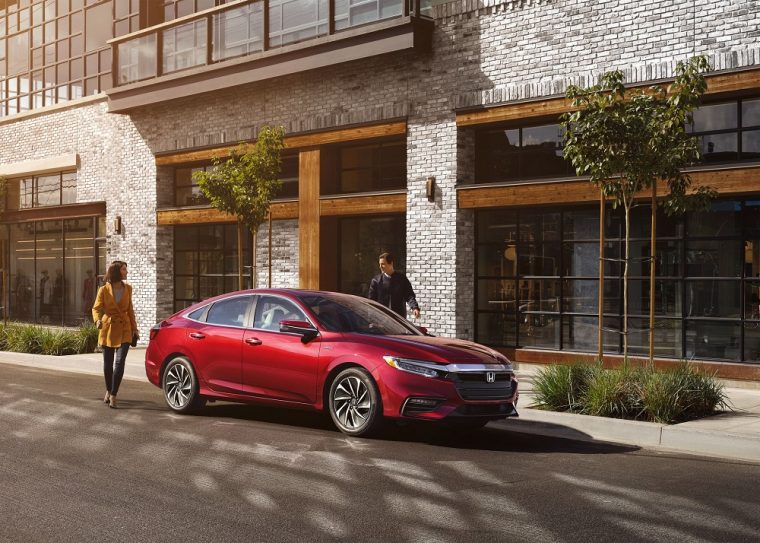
493, 408, 760, 464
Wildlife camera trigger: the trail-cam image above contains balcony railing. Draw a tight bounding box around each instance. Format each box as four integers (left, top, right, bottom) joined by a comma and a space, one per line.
112, 0, 432, 88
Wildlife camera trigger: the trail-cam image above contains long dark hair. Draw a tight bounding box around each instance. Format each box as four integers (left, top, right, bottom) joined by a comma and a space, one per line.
105, 261, 124, 283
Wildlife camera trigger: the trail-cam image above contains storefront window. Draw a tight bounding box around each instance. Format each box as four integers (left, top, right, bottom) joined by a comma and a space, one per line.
475, 199, 760, 362
7, 216, 100, 325
173, 223, 250, 311
338, 215, 405, 297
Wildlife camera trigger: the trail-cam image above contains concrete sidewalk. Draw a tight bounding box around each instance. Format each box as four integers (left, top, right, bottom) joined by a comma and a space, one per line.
1, 349, 759, 464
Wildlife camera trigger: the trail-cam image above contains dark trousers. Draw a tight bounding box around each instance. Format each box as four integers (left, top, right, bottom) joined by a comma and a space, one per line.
103, 343, 130, 396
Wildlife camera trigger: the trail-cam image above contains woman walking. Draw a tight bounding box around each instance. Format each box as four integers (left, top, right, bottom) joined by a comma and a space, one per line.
92, 261, 138, 408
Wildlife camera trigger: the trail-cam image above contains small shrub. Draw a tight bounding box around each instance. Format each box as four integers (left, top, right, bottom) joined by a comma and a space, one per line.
0, 321, 99, 355
5, 323, 43, 354
640, 362, 728, 423
533, 363, 599, 412
533, 360, 728, 423
583, 363, 643, 419
77, 322, 99, 354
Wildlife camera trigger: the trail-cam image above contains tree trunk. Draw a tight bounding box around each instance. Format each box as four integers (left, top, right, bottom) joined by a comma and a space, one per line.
252, 226, 258, 289
237, 220, 244, 290
598, 194, 605, 360
268, 210, 272, 288
623, 199, 631, 359
649, 183, 657, 363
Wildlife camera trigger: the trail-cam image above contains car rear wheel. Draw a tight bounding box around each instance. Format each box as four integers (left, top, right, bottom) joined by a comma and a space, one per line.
328, 367, 382, 437
163, 357, 206, 414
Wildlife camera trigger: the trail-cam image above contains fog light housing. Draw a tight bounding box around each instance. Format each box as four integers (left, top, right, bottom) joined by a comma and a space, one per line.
402, 397, 443, 416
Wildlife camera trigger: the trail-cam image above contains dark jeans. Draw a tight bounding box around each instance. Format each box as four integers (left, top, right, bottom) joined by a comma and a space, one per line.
103, 343, 130, 396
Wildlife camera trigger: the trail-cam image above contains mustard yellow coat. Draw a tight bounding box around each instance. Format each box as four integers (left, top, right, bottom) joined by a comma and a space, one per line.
92, 282, 138, 348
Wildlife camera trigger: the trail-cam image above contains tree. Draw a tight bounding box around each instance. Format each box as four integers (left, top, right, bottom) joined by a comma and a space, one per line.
193, 126, 285, 289
561, 56, 716, 360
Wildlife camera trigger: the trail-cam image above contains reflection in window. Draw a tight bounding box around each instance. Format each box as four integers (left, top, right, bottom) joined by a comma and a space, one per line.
5, 171, 77, 209
475, 199, 760, 362
8, 217, 101, 326
322, 139, 405, 195
474, 123, 574, 183
207, 295, 252, 327
688, 96, 760, 164
175, 164, 212, 206
173, 224, 251, 311
163, 19, 207, 73
269, 0, 328, 47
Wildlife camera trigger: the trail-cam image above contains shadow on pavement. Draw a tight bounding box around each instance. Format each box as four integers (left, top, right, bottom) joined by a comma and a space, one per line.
178, 401, 641, 456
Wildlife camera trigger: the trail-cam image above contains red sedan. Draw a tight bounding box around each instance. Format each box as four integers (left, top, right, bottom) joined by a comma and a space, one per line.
145, 289, 518, 436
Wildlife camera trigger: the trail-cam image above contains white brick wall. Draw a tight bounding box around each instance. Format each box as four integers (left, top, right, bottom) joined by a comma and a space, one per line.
0, 99, 158, 339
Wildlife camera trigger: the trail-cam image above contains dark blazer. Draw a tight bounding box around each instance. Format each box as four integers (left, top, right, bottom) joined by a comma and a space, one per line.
368, 271, 419, 318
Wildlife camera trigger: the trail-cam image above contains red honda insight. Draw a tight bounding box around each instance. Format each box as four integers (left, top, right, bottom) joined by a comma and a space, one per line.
145, 289, 518, 436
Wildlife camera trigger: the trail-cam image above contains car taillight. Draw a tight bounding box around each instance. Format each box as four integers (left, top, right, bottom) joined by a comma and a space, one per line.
149, 322, 163, 340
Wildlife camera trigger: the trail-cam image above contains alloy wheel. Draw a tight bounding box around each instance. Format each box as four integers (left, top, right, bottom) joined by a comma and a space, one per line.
165, 362, 193, 410
332, 375, 372, 431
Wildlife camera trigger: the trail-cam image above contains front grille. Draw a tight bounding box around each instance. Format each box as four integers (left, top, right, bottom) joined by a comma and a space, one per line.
450, 373, 516, 401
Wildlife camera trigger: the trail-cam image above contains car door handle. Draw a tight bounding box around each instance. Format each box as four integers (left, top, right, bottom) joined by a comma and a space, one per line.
245, 337, 262, 346
189, 332, 205, 340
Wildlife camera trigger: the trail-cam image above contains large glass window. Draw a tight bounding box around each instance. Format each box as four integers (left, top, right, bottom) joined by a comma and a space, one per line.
338, 214, 405, 297
173, 223, 251, 312
7, 216, 103, 326
5, 171, 77, 210
688, 97, 760, 164
173, 155, 298, 206
321, 139, 406, 195
475, 198, 760, 363
0, 0, 120, 116
475, 123, 575, 183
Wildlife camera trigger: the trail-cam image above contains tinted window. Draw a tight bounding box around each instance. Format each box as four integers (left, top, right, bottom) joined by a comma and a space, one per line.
253, 296, 307, 331
206, 296, 251, 327
187, 306, 207, 321
299, 294, 419, 335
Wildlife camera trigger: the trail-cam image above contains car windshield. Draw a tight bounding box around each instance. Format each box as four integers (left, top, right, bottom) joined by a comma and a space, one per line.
298, 293, 420, 336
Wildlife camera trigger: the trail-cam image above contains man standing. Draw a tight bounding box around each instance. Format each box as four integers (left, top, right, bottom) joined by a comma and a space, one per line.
368, 252, 421, 319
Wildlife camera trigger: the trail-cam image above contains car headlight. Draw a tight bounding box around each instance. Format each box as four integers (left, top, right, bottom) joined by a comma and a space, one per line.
383, 356, 442, 378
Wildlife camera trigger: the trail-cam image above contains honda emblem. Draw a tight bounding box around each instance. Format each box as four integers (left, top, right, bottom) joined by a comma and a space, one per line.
486, 372, 496, 383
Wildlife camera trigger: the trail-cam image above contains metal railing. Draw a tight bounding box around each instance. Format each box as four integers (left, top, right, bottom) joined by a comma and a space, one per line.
112, 0, 432, 87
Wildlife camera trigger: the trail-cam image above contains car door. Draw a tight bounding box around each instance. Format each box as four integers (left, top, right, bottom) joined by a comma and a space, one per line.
241, 294, 321, 404
186, 295, 253, 394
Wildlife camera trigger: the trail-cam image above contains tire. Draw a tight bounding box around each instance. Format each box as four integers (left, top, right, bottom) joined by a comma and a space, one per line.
162, 357, 206, 414
328, 367, 383, 437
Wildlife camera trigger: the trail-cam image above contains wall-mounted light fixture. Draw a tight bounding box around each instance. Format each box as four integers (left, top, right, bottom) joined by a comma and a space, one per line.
113, 215, 122, 235
426, 176, 436, 202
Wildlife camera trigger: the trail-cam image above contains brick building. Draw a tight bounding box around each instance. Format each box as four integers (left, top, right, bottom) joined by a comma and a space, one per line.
1, 0, 759, 379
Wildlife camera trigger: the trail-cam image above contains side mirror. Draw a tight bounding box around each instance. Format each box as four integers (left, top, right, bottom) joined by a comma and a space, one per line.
280, 320, 319, 343
416, 325, 429, 336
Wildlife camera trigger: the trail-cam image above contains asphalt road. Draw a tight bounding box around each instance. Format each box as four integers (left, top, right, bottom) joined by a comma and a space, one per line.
1, 364, 759, 543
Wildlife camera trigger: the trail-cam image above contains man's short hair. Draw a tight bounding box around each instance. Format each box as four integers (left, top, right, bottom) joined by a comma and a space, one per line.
379, 252, 394, 265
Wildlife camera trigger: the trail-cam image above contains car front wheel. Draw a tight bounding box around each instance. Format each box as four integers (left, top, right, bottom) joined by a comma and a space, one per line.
163, 357, 206, 414
328, 367, 382, 437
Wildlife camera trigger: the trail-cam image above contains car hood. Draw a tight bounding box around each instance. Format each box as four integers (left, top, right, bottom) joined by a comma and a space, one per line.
362, 334, 511, 366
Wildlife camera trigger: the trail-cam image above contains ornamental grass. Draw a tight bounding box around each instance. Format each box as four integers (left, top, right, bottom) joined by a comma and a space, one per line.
0, 322, 99, 355
532, 361, 728, 424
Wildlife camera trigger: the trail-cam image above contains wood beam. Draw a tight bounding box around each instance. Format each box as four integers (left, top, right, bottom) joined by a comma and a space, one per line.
154, 121, 406, 166
319, 193, 406, 216
457, 165, 760, 209
156, 201, 298, 225
299, 148, 321, 289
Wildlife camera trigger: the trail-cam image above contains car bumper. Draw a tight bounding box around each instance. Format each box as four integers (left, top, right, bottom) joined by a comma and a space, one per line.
374, 367, 519, 422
